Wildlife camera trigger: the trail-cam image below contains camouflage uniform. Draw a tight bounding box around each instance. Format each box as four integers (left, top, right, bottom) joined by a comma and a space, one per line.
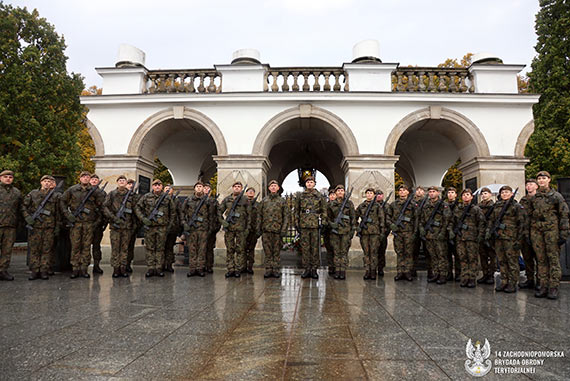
61, 183, 105, 273
445, 200, 461, 279
218, 194, 251, 273
377, 200, 389, 274
256, 193, 289, 273
22, 188, 60, 274
418, 198, 450, 281
519, 195, 537, 286
412, 196, 428, 275
181, 194, 210, 273
388, 197, 417, 276
356, 199, 385, 274
324, 198, 335, 272
164, 194, 182, 270
135, 191, 176, 272
245, 197, 259, 271
327, 197, 356, 273
103, 188, 136, 270
451, 203, 485, 284
528, 187, 569, 289
0, 182, 21, 277
127, 192, 141, 269
295, 188, 328, 272
91, 186, 107, 268
205, 195, 220, 272
486, 199, 524, 288
478, 199, 497, 281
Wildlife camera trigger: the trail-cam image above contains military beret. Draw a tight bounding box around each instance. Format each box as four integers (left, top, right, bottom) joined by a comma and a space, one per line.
499, 185, 513, 193
536, 171, 551, 179
461, 188, 473, 196
428, 186, 440, 192
447, 187, 457, 193
328, 189, 336, 195
91, 174, 99, 179
376, 189, 384, 195
335, 184, 345, 191
398, 184, 409, 191
304, 176, 315, 183
268, 180, 279, 187
232, 181, 243, 187
480, 187, 492, 194
0, 170, 14, 177
416, 186, 425, 191
525, 178, 537, 185
41, 175, 55, 182
365, 187, 376, 193
194, 180, 204, 187
203, 182, 211, 187
246, 187, 256, 193
152, 179, 162, 185
79, 171, 91, 178
127, 178, 136, 184
116, 175, 127, 181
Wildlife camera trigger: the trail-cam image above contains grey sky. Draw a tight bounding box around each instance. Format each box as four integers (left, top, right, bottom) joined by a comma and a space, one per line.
9, 0, 539, 88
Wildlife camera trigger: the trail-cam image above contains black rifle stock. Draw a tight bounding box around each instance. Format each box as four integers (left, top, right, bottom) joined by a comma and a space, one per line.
422, 198, 445, 241
224, 184, 247, 230
68, 182, 107, 227
331, 187, 353, 234
357, 191, 381, 237
487, 187, 519, 245
392, 193, 414, 237
451, 202, 474, 245
26, 182, 62, 230
187, 195, 208, 229
113, 181, 136, 228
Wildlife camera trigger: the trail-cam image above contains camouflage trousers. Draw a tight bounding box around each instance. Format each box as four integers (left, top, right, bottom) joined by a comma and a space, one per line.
393, 232, 415, 273
144, 225, 167, 270
188, 230, 208, 271
520, 237, 537, 283
377, 234, 388, 272
164, 231, 177, 267
262, 232, 282, 270
91, 223, 104, 263
412, 236, 431, 272
426, 238, 448, 278
70, 222, 94, 271
127, 226, 138, 265
110, 229, 131, 268
300, 228, 320, 270
531, 227, 561, 288
324, 232, 334, 269
494, 239, 519, 287
447, 241, 461, 278
330, 233, 351, 271
0, 227, 16, 271
479, 243, 497, 279
224, 230, 246, 272
206, 231, 216, 270
360, 234, 380, 272
456, 240, 480, 281
28, 228, 55, 273
245, 233, 257, 270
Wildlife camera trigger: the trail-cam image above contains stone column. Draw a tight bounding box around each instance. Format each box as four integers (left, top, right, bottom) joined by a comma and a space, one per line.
459, 156, 529, 198
213, 155, 271, 267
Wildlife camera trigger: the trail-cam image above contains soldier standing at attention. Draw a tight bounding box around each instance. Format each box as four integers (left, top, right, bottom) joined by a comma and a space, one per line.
376, 190, 389, 277
256, 180, 289, 278
89, 174, 107, 275
295, 176, 327, 279
163, 185, 180, 273
412, 186, 427, 278
529, 171, 569, 299
182, 181, 210, 277
445, 187, 461, 281
418, 186, 450, 284
103, 175, 136, 278
22, 175, 60, 280
135, 179, 175, 278
0, 170, 21, 281
389, 184, 417, 281
485, 186, 524, 293
356, 187, 385, 280
203, 182, 219, 274
125, 179, 139, 273
519, 179, 538, 290
244, 187, 259, 274
327, 185, 356, 280
325, 189, 336, 275
477, 187, 497, 285
61, 171, 105, 279
219, 181, 251, 278
450, 188, 485, 288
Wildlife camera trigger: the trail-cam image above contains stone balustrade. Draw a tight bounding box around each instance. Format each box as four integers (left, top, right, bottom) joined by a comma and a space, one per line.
264, 68, 348, 92
146, 70, 222, 94
392, 67, 473, 93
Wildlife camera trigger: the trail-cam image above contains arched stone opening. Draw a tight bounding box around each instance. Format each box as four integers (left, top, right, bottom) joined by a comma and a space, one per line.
86, 118, 105, 157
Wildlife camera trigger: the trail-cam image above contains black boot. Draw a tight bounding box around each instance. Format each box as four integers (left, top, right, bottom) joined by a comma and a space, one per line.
328, 267, 335, 275
394, 273, 404, 281
264, 270, 273, 278
81, 269, 90, 278
126, 264, 133, 273
29, 272, 40, 281
534, 287, 548, 298
40, 271, 49, 280
547, 287, 559, 300
70, 270, 79, 279
0, 271, 14, 281
339, 271, 346, 280
311, 269, 319, 279
272, 270, 281, 278
112, 268, 121, 278
93, 261, 104, 274
363, 270, 371, 280
377, 268, 384, 277
225, 271, 234, 278
120, 265, 129, 277
301, 269, 311, 278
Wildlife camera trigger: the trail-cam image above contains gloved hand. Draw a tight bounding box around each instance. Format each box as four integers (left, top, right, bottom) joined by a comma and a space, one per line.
25, 215, 35, 226
142, 218, 152, 226
221, 220, 230, 229
329, 222, 339, 230
448, 230, 455, 240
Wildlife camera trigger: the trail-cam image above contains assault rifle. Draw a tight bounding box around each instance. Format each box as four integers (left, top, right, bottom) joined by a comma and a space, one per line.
486, 187, 519, 244
331, 187, 353, 234
450, 202, 474, 246
69, 182, 108, 227
147, 189, 169, 222
357, 191, 381, 237
392, 193, 414, 237
224, 184, 247, 230
187, 195, 208, 229
26, 182, 63, 230
113, 182, 136, 228
422, 198, 445, 241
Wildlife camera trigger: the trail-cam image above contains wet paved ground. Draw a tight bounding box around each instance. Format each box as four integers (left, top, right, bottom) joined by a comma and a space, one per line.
1, 254, 569, 380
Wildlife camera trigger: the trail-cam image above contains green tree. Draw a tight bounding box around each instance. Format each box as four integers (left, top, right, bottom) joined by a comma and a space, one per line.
441, 159, 463, 192
0, 3, 85, 193
153, 157, 173, 185
526, 0, 570, 180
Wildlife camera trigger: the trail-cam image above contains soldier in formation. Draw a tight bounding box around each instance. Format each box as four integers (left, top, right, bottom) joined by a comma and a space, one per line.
203, 182, 219, 274
376, 191, 389, 277
412, 186, 427, 278
325, 188, 336, 275
477, 187, 497, 285
126, 179, 139, 273
388, 185, 417, 281
356, 187, 385, 280
327, 185, 356, 280
0, 170, 21, 281
181, 181, 210, 277
244, 187, 259, 274
89, 174, 107, 274
163, 185, 181, 273
445, 187, 461, 281
518, 178, 538, 290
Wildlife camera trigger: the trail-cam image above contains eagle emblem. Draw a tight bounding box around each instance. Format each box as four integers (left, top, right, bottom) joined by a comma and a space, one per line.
464, 338, 492, 377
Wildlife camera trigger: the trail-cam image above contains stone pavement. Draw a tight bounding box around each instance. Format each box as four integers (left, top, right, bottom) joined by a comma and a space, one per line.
1, 254, 569, 380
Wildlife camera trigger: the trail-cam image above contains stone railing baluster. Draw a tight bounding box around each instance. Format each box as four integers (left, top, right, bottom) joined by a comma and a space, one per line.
292, 72, 300, 91
312, 71, 321, 91
323, 71, 331, 91
282, 71, 290, 92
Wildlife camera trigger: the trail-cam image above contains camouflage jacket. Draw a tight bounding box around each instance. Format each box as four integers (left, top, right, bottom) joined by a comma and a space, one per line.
257, 193, 289, 234
518, 195, 532, 236
528, 187, 569, 234
388, 197, 417, 233
218, 193, 251, 232
478, 199, 496, 230
356, 199, 385, 235
486, 199, 524, 241
135, 191, 176, 227
21, 188, 60, 229
103, 188, 137, 230
93, 188, 107, 226
169, 196, 183, 234
60, 183, 105, 224
418, 198, 450, 240
295, 189, 328, 229
207, 196, 220, 232
451, 202, 485, 242
247, 198, 259, 232
0, 184, 22, 228
181, 194, 210, 232
328, 198, 356, 235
